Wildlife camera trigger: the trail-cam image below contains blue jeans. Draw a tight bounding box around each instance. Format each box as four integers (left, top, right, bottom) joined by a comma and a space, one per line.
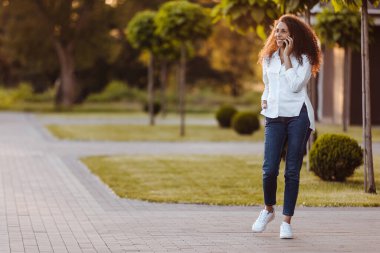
262, 104, 311, 216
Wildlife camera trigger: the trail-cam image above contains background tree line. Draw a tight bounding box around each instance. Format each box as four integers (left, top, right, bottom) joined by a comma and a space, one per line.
0, 0, 261, 107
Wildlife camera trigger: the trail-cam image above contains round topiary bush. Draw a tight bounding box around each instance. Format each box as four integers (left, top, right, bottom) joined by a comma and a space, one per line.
143, 101, 161, 116
232, 112, 260, 135
310, 134, 363, 182
215, 105, 238, 128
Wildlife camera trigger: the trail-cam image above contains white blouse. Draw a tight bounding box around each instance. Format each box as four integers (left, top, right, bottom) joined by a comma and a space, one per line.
260, 50, 315, 130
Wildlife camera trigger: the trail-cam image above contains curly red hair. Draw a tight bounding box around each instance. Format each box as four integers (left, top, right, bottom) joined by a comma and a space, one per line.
258, 14, 321, 77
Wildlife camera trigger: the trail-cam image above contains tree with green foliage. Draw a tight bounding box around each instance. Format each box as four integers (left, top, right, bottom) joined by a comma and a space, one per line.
315, 8, 363, 132
211, 0, 319, 35
326, 0, 379, 194
211, 0, 279, 40
127, 10, 182, 123
156, 0, 212, 136
1, 0, 116, 107
127, 11, 160, 126
274, 0, 320, 19
110, 1, 182, 118
101, 0, 169, 95
154, 40, 181, 118
33, 0, 115, 107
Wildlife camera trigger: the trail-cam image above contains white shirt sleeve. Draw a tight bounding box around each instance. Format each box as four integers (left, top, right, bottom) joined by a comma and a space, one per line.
284, 56, 312, 93
261, 59, 269, 100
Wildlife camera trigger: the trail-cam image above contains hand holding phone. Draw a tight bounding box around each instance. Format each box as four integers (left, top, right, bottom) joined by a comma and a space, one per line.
283, 36, 293, 56
282, 38, 290, 46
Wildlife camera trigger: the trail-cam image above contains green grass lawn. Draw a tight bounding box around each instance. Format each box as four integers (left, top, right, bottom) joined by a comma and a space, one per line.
38, 111, 214, 119
82, 154, 380, 207
46, 120, 380, 142
7, 101, 143, 113
8, 101, 259, 114
48, 124, 264, 142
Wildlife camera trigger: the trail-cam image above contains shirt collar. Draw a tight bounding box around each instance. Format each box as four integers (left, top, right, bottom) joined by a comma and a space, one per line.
273, 48, 295, 60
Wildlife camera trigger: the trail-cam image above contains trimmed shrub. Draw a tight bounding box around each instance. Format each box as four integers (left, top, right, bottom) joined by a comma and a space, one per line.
310, 134, 363, 181
0, 88, 16, 109
232, 111, 260, 135
13, 82, 34, 101
0, 83, 34, 109
143, 101, 161, 115
215, 105, 238, 128
86, 80, 144, 102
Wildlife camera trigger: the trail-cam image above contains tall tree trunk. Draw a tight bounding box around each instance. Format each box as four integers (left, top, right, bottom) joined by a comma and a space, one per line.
54, 41, 77, 107
176, 63, 181, 114
361, 0, 376, 193
148, 53, 155, 126
343, 47, 352, 132
305, 9, 315, 171
361, 8, 367, 192
179, 43, 187, 137
160, 61, 168, 118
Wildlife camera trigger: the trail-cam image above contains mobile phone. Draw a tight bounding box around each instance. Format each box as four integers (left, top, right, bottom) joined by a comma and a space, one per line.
283, 38, 291, 47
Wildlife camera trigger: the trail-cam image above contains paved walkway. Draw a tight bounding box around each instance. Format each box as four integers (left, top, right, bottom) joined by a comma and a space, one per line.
0, 112, 379, 253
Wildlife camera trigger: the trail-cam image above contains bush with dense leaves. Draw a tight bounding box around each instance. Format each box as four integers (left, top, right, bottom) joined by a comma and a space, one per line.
143, 101, 161, 115
215, 105, 238, 128
232, 112, 260, 135
310, 134, 363, 181
86, 80, 144, 102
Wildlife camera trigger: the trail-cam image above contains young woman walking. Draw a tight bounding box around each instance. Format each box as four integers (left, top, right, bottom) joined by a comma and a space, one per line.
252, 14, 321, 239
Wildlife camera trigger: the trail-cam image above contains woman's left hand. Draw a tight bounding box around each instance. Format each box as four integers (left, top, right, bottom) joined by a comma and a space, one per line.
283, 36, 293, 57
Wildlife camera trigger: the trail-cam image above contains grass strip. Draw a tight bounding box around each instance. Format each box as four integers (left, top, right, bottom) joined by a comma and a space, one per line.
82, 155, 380, 207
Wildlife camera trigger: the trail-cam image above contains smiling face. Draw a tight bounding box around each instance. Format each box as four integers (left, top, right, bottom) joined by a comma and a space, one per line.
274, 21, 290, 48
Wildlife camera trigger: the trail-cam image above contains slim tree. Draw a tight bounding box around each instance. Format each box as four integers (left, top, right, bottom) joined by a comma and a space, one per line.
156, 0, 212, 136
360, 0, 376, 193
154, 40, 181, 118
127, 11, 160, 126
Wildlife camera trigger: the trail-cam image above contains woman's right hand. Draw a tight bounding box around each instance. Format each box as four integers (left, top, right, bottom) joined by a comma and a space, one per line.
283, 36, 293, 57
261, 100, 267, 109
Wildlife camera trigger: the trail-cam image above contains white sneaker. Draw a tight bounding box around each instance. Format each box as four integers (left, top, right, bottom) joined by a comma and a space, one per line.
252, 209, 275, 233
280, 221, 293, 239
